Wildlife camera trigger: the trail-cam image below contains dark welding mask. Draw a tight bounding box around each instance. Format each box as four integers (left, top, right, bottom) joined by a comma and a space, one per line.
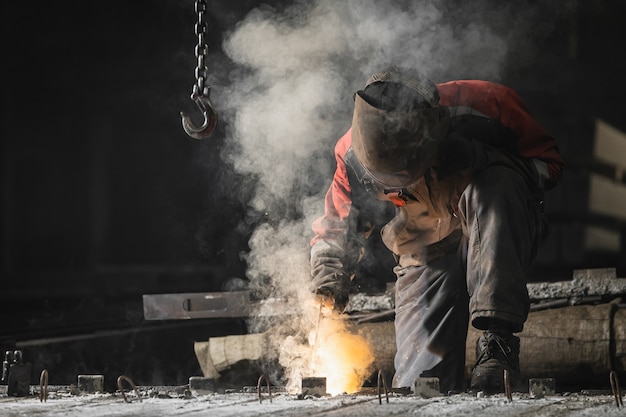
351, 68, 449, 188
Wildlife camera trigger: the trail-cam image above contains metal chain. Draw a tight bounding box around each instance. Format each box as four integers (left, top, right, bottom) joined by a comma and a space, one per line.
193, 0, 209, 96
180, 0, 217, 139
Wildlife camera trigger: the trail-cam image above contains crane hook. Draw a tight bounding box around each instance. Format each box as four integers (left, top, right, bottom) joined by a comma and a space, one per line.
180, 85, 218, 139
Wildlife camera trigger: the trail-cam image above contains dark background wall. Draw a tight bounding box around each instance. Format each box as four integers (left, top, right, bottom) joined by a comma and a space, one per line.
1, 0, 625, 389
1, 0, 263, 388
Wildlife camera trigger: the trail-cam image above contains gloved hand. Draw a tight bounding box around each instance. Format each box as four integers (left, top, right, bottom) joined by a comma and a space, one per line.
311, 272, 351, 313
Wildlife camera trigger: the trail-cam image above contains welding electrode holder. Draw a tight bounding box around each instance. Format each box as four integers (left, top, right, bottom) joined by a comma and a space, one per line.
313, 272, 351, 313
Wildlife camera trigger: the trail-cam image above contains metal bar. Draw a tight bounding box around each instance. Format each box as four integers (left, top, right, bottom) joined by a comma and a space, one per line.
504, 370, 512, 402
117, 375, 141, 403
142, 291, 296, 320
143, 291, 251, 320
39, 369, 48, 402
610, 371, 623, 408
257, 375, 272, 403
377, 370, 389, 404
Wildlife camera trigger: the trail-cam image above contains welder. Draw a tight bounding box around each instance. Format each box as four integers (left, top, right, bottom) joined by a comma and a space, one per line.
310, 67, 563, 393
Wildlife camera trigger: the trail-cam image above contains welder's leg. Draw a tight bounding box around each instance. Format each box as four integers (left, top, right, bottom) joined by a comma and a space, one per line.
392, 251, 469, 393
459, 165, 545, 333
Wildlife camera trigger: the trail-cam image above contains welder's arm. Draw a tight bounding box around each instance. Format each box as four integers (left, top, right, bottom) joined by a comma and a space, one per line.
309, 136, 355, 312
310, 240, 351, 312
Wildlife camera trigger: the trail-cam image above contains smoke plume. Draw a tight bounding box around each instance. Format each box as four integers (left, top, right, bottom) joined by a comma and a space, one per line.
211, 0, 568, 389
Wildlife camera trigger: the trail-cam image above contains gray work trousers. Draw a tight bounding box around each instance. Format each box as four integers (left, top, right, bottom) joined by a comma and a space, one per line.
392, 165, 546, 392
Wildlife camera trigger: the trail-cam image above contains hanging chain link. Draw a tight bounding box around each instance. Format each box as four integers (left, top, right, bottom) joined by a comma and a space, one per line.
193, 0, 209, 96
180, 0, 217, 139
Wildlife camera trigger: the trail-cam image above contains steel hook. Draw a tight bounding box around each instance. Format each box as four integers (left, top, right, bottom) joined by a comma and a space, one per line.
180, 85, 217, 139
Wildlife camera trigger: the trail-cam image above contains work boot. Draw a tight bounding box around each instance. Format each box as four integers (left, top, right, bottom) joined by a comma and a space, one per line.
470, 330, 521, 393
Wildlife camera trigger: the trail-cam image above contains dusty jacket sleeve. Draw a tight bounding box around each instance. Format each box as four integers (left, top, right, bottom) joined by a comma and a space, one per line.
310, 130, 355, 292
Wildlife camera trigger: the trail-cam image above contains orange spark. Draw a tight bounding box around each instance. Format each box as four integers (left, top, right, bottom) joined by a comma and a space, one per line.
309, 315, 374, 395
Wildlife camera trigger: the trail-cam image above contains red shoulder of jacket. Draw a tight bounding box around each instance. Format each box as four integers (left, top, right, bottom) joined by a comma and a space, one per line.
310, 129, 354, 246
335, 128, 352, 158
436, 80, 564, 186
436, 80, 529, 119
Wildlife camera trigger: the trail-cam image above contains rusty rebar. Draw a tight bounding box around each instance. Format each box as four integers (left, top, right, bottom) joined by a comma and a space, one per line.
257, 374, 272, 404
610, 371, 623, 408
377, 369, 389, 404
504, 369, 512, 402
117, 375, 141, 403
39, 369, 48, 402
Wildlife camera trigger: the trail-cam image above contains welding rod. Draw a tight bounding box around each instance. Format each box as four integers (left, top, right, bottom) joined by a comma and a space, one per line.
309, 300, 324, 368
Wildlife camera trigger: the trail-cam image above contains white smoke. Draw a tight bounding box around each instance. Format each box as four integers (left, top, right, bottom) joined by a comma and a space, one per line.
210, 0, 567, 386
216, 0, 539, 294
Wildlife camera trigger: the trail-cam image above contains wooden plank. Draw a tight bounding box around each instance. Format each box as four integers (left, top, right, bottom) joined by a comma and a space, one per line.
465, 303, 621, 384
585, 225, 621, 251
589, 173, 626, 221
594, 119, 626, 170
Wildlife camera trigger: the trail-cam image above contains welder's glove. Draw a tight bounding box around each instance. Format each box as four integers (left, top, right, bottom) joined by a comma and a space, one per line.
311, 272, 351, 313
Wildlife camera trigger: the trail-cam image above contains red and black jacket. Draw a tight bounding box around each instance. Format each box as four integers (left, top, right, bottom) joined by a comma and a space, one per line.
310, 80, 563, 287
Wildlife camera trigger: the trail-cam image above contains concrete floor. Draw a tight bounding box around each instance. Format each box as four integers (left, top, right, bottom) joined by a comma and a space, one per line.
1, 386, 624, 416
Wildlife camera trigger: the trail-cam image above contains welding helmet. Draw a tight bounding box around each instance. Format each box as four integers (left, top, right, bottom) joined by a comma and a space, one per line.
351, 68, 449, 188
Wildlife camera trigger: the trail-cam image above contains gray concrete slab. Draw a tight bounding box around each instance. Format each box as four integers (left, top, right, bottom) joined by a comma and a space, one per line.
1, 388, 623, 417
